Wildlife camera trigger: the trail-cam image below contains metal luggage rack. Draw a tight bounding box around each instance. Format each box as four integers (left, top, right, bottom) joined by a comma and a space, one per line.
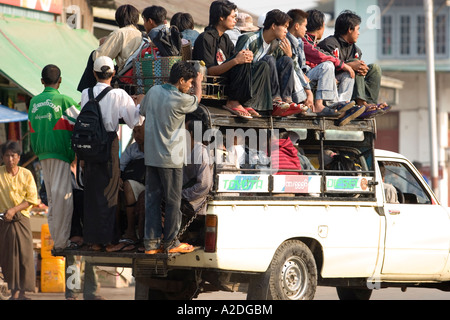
192, 75, 228, 101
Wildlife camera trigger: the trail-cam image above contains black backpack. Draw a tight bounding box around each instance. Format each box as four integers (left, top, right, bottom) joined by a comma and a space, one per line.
153, 25, 182, 56
72, 86, 112, 163
328, 154, 359, 176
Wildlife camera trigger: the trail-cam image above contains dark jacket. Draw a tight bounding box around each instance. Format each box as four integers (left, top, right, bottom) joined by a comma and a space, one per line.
193, 27, 236, 69
317, 35, 362, 73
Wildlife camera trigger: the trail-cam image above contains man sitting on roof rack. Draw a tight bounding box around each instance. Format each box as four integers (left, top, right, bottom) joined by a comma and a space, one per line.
235, 9, 308, 117
194, 1, 265, 119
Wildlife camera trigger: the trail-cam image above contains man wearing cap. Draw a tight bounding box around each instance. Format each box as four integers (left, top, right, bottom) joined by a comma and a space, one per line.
226, 12, 259, 45
80, 56, 144, 250
29, 64, 81, 250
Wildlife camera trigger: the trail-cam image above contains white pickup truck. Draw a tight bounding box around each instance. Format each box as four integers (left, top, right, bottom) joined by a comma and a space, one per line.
58, 105, 450, 300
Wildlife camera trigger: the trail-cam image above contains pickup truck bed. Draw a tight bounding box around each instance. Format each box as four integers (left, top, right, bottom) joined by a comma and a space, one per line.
52, 106, 450, 300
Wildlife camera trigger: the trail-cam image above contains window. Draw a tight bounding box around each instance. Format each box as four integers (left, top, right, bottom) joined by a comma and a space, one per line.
382, 16, 393, 55
379, 7, 448, 59
400, 16, 411, 55
417, 15, 426, 55
379, 161, 432, 204
436, 15, 447, 55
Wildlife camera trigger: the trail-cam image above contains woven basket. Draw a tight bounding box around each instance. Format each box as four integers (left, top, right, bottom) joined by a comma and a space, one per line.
134, 55, 182, 94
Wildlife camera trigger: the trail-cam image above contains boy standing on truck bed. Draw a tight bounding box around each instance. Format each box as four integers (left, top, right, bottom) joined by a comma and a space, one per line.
28, 64, 80, 251
140, 61, 202, 254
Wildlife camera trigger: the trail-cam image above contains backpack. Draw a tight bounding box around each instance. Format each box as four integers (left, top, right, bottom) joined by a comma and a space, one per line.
71, 86, 112, 163
328, 154, 360, 175
153, 25, 182, 56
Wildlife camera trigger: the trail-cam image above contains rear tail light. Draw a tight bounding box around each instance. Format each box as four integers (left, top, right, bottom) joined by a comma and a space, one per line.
204, 214, 217, 252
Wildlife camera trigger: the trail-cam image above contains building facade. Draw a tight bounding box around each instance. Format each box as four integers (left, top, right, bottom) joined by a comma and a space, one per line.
334, 0, 450, 204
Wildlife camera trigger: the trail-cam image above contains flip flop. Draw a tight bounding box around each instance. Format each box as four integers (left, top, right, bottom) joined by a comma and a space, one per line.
358, 107, 381, 119
245, 107, 261, 117
168, 242, 194, 253
106, 239, 136, 252
88, 244, 104, 251
223, 105, 253, 119
329, 101, 355, 114
337, 105, 366, 126
378, 103, 391, 114
145, 248, 163, 254
66, 241, 83, 250
316, 107, 340, 117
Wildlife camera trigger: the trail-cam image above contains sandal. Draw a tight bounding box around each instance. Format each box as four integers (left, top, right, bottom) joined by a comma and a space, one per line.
328, 101, 355, 114
145, 247, 163, 254
66, 241, 83, 250
222, 105, 252, 119
88, 244, 104, 251
106, 239, 136, 252
244, 107, 261, 117
316, 107, 340, 117
378, 102, 391, 114
168, 242, 194, 253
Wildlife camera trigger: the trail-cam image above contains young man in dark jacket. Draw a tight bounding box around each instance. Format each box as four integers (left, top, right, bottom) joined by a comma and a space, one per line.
193, 0, 274, 118
318, 10, 382, 108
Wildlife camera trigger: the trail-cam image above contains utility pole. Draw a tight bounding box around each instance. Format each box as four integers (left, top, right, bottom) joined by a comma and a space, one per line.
424, 0, 439, 195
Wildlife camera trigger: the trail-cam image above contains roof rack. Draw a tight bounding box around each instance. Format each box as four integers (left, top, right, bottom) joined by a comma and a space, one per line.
192, 103, 377, 134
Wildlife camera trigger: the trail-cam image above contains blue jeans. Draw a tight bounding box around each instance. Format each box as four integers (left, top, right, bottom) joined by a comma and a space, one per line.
144, 166, 183, 250
307, 61, 338, 102
335, 71, 355, 102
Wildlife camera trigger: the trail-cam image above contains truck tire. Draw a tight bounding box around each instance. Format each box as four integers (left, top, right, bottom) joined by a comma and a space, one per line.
248, 240, 317, 300
336, 287, 372, 300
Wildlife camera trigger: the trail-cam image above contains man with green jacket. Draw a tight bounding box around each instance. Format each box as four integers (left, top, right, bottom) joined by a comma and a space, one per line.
28, 64, 80, 250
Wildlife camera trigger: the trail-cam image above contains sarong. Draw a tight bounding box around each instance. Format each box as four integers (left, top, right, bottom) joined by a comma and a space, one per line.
0, 213, 36, 292
82, 134, 120, 244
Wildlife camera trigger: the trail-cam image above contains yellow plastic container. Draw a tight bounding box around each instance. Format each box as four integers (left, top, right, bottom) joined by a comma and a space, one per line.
40, 223, 53, 259
41, 257, 66, 293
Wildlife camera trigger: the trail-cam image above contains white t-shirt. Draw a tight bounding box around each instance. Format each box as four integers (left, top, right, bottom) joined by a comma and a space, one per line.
81, 82, 143, 132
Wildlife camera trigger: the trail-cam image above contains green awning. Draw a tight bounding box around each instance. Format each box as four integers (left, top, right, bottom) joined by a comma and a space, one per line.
0, 14, 99, 102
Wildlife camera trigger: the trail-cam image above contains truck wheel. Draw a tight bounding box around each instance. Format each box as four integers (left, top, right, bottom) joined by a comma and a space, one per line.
336, 287, 372, 300
248, 240, 317, 300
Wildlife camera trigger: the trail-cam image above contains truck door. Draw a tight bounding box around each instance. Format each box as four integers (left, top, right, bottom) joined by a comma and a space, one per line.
378, 159, 450, 276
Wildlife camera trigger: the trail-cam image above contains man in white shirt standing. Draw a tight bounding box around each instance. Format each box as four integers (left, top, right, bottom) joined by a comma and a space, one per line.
80, 56, 143, 250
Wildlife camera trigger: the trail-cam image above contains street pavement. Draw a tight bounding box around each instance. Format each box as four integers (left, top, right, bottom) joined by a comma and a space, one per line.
18, 284, 450, 300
